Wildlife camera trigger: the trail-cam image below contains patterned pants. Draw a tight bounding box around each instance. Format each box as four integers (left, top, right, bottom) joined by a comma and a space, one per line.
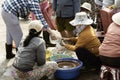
15, 61, 58, 80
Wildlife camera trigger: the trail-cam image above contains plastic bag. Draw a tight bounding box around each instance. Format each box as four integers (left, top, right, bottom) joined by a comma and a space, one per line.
49, 30, 62, 44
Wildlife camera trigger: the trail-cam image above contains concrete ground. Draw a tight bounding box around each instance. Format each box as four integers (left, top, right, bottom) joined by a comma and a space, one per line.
0, 0, 100, 80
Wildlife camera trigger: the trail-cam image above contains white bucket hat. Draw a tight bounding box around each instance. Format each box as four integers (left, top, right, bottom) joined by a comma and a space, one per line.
69, 12, 93, 26
28, 20, 43, 32
112, 12, 120, 26
81, 2, 92, 12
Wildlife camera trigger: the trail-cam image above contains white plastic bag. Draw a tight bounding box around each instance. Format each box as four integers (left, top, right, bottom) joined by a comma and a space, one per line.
49, 30, 62, 44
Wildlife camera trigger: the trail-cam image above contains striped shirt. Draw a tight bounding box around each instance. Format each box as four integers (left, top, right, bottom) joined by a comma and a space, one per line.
2, 0, 48, 28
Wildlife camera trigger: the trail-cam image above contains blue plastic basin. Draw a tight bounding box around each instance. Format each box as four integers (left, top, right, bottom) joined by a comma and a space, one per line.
54, 58, 83, 80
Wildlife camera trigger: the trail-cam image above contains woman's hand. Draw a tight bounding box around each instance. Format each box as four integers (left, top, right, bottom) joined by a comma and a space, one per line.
60, 40, 66, 46
46, 27, 57, 40
50, 32, 57, 40
62, 38, 70, 41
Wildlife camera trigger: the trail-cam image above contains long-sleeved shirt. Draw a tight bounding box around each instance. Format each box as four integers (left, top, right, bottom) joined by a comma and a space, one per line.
13, 37, 46, 72
2, 0, 48, 28
64, 26, 101, 56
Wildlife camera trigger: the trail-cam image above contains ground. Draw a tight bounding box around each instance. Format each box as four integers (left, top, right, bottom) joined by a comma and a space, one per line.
0, 0, 100, 80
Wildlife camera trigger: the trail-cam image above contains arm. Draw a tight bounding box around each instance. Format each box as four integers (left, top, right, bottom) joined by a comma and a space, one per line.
36, 41, 46, 66
70, 37, 78, 42
29, 0, 57, 39
64, 36, 86, 51
29, 0, 48, 28
64, 26, 95, 51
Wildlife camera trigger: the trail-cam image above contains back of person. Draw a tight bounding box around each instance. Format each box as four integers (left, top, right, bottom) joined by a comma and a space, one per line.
79, 26, 100, 55
13, 37, 45, 72
99, 23, 120, 57
99, 12, 120, 68
12, 20, 58, 80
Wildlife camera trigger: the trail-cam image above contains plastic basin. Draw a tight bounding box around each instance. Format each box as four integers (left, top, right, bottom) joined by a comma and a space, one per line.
54, 58, 83, 80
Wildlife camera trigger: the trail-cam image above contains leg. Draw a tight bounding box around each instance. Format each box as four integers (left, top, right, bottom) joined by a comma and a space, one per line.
17, 61, 58, 80
2, 10, 23, 59
75, 47, 101, 69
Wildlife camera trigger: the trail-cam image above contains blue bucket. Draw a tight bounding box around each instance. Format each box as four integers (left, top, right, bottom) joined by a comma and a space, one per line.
54, 58, 83, 80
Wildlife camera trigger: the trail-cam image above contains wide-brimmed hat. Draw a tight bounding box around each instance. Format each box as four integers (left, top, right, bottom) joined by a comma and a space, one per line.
112, 12, 120, 26
28, 20, 43, 32
81, 2, 92, 12
69, 12, 93, 26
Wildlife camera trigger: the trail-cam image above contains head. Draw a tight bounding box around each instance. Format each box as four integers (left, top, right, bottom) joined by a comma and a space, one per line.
112, 12, 120, 26
69, 12, 93, 26
23, 20, 43, 47
28, 20, 43, 33
81, 2, 92, 13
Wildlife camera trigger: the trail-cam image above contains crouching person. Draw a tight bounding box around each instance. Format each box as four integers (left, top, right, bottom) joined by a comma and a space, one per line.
61, 12, 101, 71
12, 20, 58, 80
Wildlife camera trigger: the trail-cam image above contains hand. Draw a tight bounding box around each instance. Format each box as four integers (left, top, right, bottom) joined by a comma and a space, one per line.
60, 40, 66, 46
62, 38, 70, 41
50, 34, 57, 40
47, 28, 57, 40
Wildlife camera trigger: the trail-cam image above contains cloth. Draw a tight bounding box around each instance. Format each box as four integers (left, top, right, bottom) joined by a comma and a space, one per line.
15, 61, 58, 80
13, 37, 46, 72
75, 48, 101, 69
99, 23, 120, 57
64, 26, 101, 55
5, 62, 58, 80
1, 10, 23, 47
56, 17, 75, 32
2, 0, 48, 28
100, 55, 120, 68
52, 0, 80, 17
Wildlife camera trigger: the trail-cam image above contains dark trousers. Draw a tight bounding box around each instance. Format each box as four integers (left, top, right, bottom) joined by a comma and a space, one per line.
99, 55, 120, 68
75, 48, 101, 69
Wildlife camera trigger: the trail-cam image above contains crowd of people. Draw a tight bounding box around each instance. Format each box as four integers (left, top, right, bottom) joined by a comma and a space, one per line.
1, 0, 120, 80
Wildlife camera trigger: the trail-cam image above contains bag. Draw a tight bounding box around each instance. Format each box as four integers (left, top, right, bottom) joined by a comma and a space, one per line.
49, 30, 62, 44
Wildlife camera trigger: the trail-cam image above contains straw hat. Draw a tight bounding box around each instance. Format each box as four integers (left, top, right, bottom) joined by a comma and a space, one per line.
28, 20, 43, 32
112, 12, 120, 25
69, 12, 93, 26
81, 2, 92, 12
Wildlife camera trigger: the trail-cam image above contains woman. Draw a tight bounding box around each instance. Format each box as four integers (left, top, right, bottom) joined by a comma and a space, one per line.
99, 12, 120, 68
61, 12, 101, 70
1, 0, 56, 59
13, 20, 58, 80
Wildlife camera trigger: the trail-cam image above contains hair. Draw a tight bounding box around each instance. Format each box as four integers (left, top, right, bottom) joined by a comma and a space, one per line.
23, 29, 41, 47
